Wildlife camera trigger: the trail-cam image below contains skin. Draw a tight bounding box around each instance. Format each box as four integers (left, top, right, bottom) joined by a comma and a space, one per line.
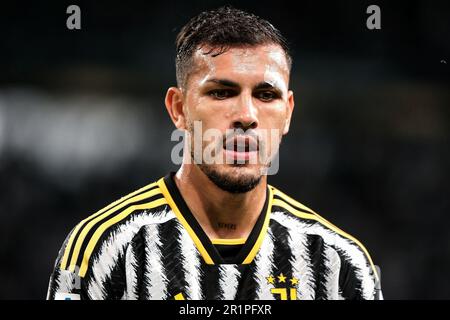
165, 44, 294, 240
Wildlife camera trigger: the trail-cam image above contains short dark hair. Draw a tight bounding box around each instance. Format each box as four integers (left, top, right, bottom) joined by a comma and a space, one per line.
175, 6, 292, 88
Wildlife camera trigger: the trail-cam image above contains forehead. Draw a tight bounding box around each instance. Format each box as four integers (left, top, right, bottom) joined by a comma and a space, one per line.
190, 44, 290, 84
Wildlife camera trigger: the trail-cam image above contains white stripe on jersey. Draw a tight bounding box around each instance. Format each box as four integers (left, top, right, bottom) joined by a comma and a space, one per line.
218, 265, 240, 300
177, 223, 203, 300
271, 211, 375, 300
254, 228, 276, 300
86, 209, 175, 299
284, 222, 315, 300
144, 223, 169, 299
323, 244, 342, 300
125, 236, 139, 300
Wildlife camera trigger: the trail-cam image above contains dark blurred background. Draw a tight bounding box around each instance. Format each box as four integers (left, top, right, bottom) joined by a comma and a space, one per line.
0, 0, 449, 299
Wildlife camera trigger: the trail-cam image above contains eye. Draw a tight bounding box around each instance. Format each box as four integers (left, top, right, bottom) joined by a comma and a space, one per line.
256, 91, 278, 102
209, 89, 234, 100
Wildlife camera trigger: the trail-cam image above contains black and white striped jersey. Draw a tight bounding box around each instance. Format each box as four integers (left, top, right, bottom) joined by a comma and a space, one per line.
47, 173, 382, 300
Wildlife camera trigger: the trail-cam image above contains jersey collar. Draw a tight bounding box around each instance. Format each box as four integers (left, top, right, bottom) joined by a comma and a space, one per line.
158, 172, 273, 265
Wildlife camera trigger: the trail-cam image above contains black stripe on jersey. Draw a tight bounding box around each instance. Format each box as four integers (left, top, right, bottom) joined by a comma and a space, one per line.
158, 218, 189, 299
73, 194, 165, 269
268, 220, 295, 300
47, 267, 61, 300
89, 250, 126, 299
85, 218, 142, 299
306, 234, 328, 299
272, 193, 314, 215
337, 249, 364, 300
235, 263, 259, 299
64, 184, 160, 270
163, 173, 270, 264
199, 264, 221, 300
128, 226, 151, 299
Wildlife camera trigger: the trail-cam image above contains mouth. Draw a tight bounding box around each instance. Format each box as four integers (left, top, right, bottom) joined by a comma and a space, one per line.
223, 135, 259, 162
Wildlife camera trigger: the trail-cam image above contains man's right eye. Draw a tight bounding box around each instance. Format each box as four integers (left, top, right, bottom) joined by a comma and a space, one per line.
208, 89, 233, 100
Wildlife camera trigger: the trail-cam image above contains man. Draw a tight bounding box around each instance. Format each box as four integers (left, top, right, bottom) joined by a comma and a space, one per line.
47, 6, 381, 300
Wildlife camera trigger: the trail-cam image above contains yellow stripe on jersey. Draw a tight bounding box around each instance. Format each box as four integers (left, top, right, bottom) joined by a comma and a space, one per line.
211, 239, 246, 245
242, 186, 274, 264
157, 177, 215, 265
61, 182, 156, 270
67, 187, 163, 273
270, 187, 380, 283
78, 197, 168, 277
60, 182, 158, 270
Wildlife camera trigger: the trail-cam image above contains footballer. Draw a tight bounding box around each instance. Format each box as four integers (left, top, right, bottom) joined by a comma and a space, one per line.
47, 7, 382, 300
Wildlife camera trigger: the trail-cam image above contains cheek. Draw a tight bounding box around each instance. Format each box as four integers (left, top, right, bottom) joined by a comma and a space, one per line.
184, 95, 208, 121
187, 108, 227, 134
193, 99, 234, 128
259, 103, 288, 130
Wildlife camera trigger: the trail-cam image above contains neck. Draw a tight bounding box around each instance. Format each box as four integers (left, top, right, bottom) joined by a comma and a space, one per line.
174, 163, 267, 240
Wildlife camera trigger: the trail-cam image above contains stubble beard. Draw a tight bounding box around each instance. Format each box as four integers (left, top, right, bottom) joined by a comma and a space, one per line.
196, 160, 263, 194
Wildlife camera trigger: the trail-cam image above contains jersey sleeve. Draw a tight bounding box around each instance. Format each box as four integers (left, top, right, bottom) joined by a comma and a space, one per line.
46, 224, 128, 300
46, 230, 85, 300
338, 248, 383, 300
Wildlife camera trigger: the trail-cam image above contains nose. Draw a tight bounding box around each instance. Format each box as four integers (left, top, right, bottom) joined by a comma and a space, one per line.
232, 93, 258, 130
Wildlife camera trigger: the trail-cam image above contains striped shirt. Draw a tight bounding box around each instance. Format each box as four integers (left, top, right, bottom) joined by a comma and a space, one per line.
46, 173, 381, 300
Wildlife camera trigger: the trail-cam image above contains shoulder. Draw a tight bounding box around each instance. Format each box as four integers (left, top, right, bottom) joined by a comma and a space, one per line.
268, 185, 379, 282
57, 178, 174, 279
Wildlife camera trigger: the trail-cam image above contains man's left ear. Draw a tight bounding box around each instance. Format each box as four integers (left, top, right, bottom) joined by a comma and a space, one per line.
282, 90, 295, 135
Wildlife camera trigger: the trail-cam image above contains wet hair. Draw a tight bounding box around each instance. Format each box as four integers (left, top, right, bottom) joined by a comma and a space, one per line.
175, 6, 292, 88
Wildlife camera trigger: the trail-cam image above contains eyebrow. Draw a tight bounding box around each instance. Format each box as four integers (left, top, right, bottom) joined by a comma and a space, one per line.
205, 79, 282, 91
205, 78, 240, 88
254, 81, 278, 90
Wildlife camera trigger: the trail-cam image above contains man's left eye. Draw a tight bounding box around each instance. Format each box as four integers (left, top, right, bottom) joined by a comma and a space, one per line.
256, 91, 277, 102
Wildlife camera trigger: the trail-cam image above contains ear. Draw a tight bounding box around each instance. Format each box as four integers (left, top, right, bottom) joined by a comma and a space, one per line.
165, 87, 187, 130
282, 90, 295, 135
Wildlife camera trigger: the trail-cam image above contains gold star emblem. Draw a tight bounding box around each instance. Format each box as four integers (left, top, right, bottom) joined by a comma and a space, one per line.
290, 277, 299, 286
278, 273, 286, 283
266, 275, 275, 284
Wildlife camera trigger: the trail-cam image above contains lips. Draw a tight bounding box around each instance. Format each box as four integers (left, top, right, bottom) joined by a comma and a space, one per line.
224, 135, 258, 152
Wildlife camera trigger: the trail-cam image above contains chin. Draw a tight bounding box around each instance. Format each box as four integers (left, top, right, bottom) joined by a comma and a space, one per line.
198, 163, 264, 194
